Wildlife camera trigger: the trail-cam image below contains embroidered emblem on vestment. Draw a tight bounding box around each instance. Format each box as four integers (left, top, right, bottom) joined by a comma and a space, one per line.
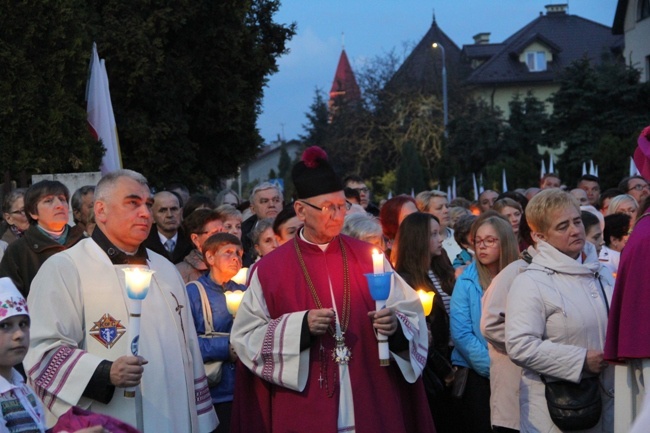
89, 313, 126, 349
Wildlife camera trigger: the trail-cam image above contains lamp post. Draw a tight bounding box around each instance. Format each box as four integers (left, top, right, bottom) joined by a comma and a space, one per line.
432, 42, 448, 138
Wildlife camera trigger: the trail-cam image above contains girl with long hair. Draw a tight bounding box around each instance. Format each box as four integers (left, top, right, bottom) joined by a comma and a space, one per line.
391, 212, 456, 433
450, 211, 519, 432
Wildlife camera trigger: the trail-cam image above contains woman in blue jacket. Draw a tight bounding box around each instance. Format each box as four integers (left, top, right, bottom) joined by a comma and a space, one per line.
450, 212, 519, 432
187, 233, 246, 433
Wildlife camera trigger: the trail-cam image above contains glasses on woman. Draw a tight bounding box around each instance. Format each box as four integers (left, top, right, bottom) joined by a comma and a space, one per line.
474, 236, 500, 248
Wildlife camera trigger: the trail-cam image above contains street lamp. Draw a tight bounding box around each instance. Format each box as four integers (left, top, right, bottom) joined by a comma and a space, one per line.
432, 42, 448, 138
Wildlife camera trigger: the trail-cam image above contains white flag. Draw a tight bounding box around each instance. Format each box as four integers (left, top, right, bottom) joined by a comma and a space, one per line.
87, 43, 122, 174
502, 169, 508, 193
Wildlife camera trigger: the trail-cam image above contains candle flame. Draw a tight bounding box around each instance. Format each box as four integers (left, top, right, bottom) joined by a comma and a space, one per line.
225, 290, 245, 316
417, 289, 435, 316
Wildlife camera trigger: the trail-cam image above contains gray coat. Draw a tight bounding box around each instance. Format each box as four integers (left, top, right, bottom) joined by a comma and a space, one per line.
506, 241, 614, 433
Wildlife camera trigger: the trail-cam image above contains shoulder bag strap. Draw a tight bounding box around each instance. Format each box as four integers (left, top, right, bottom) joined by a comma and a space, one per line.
192, 280, 215, 334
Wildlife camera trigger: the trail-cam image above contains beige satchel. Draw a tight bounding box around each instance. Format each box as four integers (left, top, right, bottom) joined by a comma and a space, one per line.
193, 280, 230, 387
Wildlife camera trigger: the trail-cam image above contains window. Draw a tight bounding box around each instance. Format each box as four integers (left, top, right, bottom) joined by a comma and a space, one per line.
526, 51, 547, 72
638, 0, 650, 21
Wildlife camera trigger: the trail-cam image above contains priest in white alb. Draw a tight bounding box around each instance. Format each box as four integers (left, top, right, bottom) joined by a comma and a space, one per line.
24, 170, 218, 433
230, 147, 435, 433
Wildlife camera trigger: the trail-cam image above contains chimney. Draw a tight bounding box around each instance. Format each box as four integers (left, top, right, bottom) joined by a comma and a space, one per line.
472, 32, 491, 45
545, 4, 568, 14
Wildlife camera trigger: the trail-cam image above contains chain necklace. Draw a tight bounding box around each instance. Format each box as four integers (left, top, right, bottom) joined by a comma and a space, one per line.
294, 235, 351, 366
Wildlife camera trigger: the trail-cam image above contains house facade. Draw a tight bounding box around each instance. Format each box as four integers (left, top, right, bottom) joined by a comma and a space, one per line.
613, 0, 650, 82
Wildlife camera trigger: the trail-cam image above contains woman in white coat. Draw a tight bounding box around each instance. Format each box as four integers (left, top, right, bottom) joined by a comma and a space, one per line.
505, 189, 614, 433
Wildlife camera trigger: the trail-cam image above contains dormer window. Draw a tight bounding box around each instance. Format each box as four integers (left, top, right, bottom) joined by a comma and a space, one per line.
526, 51, 547, 72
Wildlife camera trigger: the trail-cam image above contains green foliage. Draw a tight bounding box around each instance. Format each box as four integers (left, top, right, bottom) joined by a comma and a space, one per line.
395, 142, 426, 194
0, 0, 103, 179
0, 1, 294, 188
548, 56, 650, 188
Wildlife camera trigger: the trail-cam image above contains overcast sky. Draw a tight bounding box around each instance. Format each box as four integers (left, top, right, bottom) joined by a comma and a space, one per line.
257, 0, 619, 144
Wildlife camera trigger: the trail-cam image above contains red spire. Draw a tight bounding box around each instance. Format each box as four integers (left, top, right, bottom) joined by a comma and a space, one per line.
329, 49, 361, 103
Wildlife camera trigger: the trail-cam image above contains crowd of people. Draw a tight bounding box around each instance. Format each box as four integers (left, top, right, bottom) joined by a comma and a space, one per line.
0, 127, 649, 432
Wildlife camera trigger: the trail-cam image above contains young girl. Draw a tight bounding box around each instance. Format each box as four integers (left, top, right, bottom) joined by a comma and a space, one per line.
450, 212, 519, 433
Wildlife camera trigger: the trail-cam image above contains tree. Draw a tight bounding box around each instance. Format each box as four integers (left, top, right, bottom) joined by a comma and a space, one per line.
0, 0, 103, 183
0, 1, 294, 189
548, 56, 650, 188
87, 0, 295, 189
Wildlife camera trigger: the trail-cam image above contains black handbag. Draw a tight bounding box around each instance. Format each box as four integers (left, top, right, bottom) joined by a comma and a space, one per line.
542, 376, 602, 431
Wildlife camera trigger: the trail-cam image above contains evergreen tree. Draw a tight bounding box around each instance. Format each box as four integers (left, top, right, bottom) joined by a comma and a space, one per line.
395, 142, 426, 195
0, 0, 103, 182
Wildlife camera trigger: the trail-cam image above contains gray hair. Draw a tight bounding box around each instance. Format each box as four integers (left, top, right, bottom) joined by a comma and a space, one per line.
95, 169, 148, 202
216, 204, 242, 221
415, 190, 448, 212
71, 185, 96, 212
2, 188, 27, 214
342, 213, 383, 242
250, 182, 282, 203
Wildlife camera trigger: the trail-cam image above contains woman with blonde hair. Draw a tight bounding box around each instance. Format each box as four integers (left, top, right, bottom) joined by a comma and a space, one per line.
416, 190, 462, 262
506, 189, 614, 432
450, 211, 519, 432
607, 194, 638, 222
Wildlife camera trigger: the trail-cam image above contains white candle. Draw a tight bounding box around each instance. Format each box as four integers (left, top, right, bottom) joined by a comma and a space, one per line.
372, 249, 384, 275
225, 290, 244, 316
231, 267, 248, 285
417, 289, 435, 316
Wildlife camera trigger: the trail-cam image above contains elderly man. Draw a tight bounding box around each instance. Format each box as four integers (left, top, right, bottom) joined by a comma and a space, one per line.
230, 147, 433, 433
24, 170, 218, 432
240, 182, 283, 266
144, 190, 193, 264
71, 185, 95, 234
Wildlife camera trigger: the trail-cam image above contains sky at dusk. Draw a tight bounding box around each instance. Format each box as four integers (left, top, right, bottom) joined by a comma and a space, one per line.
257, 0, 619, 144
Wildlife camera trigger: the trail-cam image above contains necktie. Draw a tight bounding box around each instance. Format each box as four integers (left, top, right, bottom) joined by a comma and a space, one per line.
165, 239, 176, 253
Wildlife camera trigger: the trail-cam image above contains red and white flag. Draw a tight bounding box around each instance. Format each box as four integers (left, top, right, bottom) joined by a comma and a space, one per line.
87, 42, 122, 174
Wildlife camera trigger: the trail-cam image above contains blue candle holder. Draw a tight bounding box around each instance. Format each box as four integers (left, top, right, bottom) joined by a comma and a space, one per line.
365, 272, 393, 301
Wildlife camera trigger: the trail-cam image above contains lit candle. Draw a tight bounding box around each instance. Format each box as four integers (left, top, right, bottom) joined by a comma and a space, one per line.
124, 267, 155, 300
417, 289, 435, 316
231, 267, 248, 285
122, 267, 155, 399
372, 249, 384, 275
225, 290, 244, 316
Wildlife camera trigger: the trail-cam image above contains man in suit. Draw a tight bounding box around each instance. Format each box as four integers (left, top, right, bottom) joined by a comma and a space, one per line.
144, 190, 193, 264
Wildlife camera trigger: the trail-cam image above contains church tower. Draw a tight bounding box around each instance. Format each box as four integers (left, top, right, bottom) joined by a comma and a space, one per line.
328, 47, 361, 120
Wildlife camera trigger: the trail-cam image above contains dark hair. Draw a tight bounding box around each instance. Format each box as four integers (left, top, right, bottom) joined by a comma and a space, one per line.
577, 174, 600, 186
392, 213, 436, 290
496, 191, 528, 211
201, 232, 242, 257
183, 194, 216, 219
449, 197, 471, 209
540, 173, 561, 187
603, 213, 631, 246
581, 210, 600, 233
2, 188, 27, 214
454, 214, 476, 248
599, 188, 624, 210
618, 175, 647, 193
379, 195, 416, 240
24, 180, 70, 224
183, 208, 222, 235
343, 174, 364, 185
344, 187, 361, 202
273, 205, 297, 236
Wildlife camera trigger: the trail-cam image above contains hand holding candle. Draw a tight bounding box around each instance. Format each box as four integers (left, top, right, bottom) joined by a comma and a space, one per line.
417, 289, 435, 316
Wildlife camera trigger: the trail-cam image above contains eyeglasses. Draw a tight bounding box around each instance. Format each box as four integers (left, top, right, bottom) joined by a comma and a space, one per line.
628, 184, 650, 192
474, 237, 500, 248
9, 209, 25, 215
351, 187, 369, 194
300, 200, 351, 216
